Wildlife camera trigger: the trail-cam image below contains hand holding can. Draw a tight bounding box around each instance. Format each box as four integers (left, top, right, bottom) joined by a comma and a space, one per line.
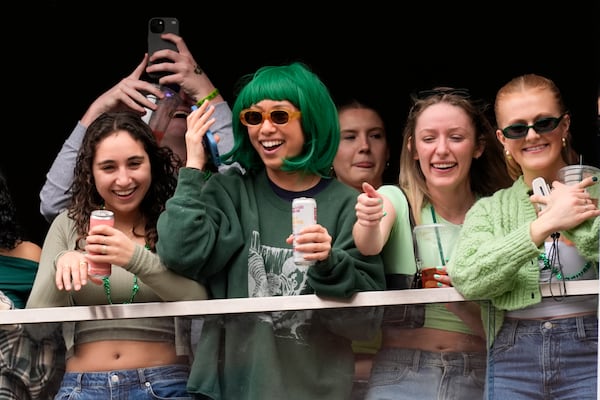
87, 210, 115, 278
292, 197, 317, 266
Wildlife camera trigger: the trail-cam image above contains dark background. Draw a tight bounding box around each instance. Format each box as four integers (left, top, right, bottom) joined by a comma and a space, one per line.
3, 2, 599, 246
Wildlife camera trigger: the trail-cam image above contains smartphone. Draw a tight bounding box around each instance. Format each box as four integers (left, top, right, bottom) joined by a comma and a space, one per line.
147, 17, 180, 80
203, 130, 221, 172
532, 177, 551, 210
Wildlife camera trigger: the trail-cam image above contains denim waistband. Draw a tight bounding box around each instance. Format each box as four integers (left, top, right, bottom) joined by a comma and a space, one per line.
502, 314, 597, 336
62, 364, 190, 386
376, 347, 486, 374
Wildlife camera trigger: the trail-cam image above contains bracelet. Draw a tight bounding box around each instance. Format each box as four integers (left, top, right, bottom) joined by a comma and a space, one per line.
196, 88, 219, 107
200, 169, 212, 181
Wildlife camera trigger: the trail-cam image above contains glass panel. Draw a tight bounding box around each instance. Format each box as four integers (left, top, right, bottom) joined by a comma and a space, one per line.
0, 284, 596, 399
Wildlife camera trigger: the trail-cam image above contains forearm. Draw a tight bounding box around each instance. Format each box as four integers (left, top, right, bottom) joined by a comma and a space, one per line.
353, 223, 385, 255
125, 244, 209, 301
39, 122, 86, 222
210, 102, 241, 173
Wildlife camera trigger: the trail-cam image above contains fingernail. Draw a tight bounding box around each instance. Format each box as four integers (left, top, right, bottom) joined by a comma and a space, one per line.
593, 176, 598, 182
434, 274, 441, 279
436, 266, 445, 271
437, 282, 443, 287
382, 211, 387, 218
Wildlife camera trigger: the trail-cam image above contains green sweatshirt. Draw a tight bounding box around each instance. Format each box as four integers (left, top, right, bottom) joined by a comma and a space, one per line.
157, 167, 385, 400
448, 176, 599, 344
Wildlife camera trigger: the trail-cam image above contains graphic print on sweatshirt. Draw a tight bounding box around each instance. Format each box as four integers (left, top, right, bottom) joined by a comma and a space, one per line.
248, 230, 312, 340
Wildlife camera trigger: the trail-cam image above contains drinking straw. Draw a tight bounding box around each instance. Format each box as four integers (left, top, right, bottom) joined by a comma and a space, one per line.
429, 208, 447, 265
433, 224, 446, 265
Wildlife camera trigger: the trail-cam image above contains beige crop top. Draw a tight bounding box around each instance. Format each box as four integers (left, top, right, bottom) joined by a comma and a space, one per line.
62, 316, 192, 359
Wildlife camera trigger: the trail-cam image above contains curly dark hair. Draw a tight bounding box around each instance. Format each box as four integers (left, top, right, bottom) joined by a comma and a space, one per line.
0, 169, 24, 250
67, 112, 182, 251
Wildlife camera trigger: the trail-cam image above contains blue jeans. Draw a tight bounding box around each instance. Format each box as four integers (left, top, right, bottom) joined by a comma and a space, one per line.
53, 364, 194, 400
489, 315, 598, 400
365, 347, 486, 400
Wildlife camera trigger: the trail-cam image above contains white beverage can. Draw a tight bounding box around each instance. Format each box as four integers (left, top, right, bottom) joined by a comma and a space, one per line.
292, 197, 317, 265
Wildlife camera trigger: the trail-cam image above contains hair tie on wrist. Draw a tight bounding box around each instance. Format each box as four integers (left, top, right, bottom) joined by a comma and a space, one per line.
196, 88, 219, 107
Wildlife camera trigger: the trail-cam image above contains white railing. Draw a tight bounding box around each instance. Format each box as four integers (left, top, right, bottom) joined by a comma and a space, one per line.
1, 280, 597, 324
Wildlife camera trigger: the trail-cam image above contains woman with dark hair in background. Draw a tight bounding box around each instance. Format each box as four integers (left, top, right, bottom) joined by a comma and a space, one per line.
0, 169, 41, 309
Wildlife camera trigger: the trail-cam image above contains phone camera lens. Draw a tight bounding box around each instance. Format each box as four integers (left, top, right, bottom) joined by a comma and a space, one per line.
150, 18, 165, 33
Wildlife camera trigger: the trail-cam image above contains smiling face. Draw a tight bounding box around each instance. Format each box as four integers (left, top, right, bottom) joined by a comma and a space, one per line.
495, 88, 569, 183
413, 102, 483, 193
92, 130, 152, 215
245, 99, 305, 172
333, 107, 389, 191
160, 90, 195, 162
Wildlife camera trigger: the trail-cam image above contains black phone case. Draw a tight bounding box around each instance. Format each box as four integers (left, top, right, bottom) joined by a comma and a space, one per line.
147, 17, 180, 80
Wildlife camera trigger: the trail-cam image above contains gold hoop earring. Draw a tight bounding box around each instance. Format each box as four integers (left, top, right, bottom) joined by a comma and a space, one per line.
562, 137, 566, 148
505, 149, 512, 160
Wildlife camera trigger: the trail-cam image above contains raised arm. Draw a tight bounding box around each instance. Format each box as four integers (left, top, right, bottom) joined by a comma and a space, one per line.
40, 56, 162, 222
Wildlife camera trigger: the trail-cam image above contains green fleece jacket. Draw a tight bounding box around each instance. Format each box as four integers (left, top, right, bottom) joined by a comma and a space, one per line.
157, 167, 385, 400
448, 176, 599, 344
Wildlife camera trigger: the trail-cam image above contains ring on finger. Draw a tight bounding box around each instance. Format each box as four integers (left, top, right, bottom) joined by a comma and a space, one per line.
102, 245, 107, 255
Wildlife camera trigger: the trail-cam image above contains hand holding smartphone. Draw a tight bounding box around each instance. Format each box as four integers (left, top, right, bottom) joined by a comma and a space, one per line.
147, 17, 180, 81
532, 177, 551, 211
191, 105, 221, 172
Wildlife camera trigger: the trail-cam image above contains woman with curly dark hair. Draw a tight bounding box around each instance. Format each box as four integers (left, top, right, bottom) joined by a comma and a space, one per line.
0, 169, 41, 309
26, 111, 208, 399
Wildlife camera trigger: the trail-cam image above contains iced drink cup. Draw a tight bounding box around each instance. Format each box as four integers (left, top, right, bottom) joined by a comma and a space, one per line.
146, 85, 182, 144
413, 224, 461, 288
557, 164, 600, 206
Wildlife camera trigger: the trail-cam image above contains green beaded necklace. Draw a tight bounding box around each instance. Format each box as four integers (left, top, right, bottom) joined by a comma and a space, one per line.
102, 275, 139, 304
101, 243, 148, 304
538, 253, 593, 281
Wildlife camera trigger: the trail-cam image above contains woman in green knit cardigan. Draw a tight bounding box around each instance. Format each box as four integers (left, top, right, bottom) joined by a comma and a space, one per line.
449, 73, 600, 400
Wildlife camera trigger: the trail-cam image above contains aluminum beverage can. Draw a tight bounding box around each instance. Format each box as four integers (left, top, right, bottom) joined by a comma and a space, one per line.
88, 209, 115, 278
292, 197, 317, 265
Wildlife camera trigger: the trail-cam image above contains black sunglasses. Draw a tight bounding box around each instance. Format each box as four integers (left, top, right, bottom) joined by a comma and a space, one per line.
501, 113, 567, 139
415, 87, 471, 100
239, 108, 301, 126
